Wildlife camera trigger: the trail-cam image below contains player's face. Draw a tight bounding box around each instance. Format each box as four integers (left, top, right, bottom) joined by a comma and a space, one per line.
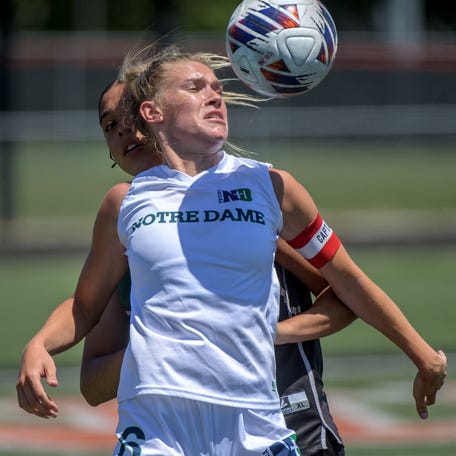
99, 82, 162, 176
153, 60, 228, 155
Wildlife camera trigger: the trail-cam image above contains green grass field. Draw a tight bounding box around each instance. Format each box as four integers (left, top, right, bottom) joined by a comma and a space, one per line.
1, 245, 455, 368
1, 138, 455, 455
10, 138, 456, 217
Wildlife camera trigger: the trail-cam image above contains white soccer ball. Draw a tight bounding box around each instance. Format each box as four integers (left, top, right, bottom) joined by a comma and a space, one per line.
226, 0, 338, 97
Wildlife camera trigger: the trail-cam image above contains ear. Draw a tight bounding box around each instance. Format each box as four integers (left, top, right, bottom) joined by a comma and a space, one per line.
140, 100, 163, 124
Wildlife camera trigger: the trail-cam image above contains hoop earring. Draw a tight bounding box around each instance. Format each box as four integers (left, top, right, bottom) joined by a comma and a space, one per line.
109, 153, 117, 168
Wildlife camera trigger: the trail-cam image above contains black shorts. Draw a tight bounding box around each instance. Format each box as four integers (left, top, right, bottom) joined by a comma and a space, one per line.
298, 431, 345, 456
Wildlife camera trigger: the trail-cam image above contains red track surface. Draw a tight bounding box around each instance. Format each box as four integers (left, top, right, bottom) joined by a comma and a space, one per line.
1, 383, 455, 454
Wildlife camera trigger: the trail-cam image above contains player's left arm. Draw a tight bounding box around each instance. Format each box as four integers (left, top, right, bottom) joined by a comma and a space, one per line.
271, 167, 447, 419
275, 237, 328, 295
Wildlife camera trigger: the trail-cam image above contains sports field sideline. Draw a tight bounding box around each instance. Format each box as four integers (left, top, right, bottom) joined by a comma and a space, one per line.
1, 353, 455, 456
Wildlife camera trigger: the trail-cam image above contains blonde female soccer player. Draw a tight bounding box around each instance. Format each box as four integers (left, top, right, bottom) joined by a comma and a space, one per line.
17, 45, 446, 455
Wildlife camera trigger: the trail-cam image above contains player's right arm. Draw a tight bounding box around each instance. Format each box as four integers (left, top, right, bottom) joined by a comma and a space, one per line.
275, 237, 357, 344
276, 285, 356, 344
16, 183, 130, 418
80, 289, 129, 406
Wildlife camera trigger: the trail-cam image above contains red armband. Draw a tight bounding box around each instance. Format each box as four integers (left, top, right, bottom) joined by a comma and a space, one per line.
287, 213, 341, 268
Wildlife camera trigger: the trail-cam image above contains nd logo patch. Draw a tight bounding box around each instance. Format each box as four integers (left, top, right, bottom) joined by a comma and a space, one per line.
217, 188, 252, 203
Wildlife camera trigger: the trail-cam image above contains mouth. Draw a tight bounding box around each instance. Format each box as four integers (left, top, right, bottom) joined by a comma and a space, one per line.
124, 143, 144, 156
204, 111, 225, 123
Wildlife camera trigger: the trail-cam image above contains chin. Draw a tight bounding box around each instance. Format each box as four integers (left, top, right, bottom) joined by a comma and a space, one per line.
212, 131, 228, 144
209, 140, 226, 153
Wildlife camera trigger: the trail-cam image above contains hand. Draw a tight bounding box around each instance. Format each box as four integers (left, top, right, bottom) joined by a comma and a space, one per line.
16, 341, 60, 419
413, 349, 447, 419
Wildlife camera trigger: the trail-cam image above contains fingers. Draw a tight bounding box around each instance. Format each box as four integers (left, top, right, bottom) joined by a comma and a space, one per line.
16, 364, 60, 419
416, 405, 428, 420
437, 350, 448, 378
413, 373, 429, 419
16, 342, 62, 418
17, 392, 58, 418
425, 392, 436, 406
16, 375, 59, 418
413, 349, 448, 419
44, 361, 59, 388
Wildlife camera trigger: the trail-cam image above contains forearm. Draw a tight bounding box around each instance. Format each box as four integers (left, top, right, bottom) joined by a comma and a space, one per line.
29, 297, 93, 356
276, 286, 356, 344
80, 288, 130, 406
353, 285, 439, 370
323, 250, 442, 372
80, 349, 125, 406
15, 297, 89, 420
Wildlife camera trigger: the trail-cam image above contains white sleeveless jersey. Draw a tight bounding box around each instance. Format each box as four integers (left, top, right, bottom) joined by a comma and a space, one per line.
117, 152, 283, 410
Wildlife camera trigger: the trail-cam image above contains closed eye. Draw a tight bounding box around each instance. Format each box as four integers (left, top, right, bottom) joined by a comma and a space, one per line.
213, 82, 223, 95
184, 78, 223, 95
185, 79, 204, 92
103, 120, 116, 133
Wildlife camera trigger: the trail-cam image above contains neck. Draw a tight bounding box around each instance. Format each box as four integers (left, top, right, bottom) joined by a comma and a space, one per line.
166, 150, 224, 176
160, 140, 225, 176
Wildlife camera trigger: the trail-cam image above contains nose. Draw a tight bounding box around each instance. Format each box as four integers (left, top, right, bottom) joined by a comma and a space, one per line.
205, 88, 222, 107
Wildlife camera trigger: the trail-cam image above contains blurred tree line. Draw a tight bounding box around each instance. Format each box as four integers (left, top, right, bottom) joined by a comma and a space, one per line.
9, 0, 456, 32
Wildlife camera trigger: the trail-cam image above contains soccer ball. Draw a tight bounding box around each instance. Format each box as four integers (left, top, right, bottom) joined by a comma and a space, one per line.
226, 0, 338, 97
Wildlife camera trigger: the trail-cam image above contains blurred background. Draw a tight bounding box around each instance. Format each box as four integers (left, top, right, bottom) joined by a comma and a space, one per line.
1, 0, 456, 241
0, 1, 455, 455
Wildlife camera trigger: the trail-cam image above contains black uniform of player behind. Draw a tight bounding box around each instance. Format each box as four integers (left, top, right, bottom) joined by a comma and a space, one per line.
275, 263, 345, 456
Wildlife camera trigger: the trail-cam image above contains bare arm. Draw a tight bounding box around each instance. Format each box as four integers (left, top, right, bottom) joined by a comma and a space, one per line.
275, 237, 328, 295
275, 286, 356, 344
80, 289, 129, 406
271, 167, 447, 419
16, 183, 130, 418
275, 238, 356, 343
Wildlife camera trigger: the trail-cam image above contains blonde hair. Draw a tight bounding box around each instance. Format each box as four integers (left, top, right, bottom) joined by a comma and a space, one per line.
119, 43, 263, 155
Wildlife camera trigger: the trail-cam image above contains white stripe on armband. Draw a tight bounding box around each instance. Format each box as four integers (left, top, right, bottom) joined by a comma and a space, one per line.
287, 213, 341, 268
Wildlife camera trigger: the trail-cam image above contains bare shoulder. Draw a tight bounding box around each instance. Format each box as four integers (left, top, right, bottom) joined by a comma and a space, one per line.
100, 182, 131, 211
105, 182, 131, 203
94, 182, 131, 227
268, 167, 295, 202
269, 167, 294, 185
269, 167, 318, 239
268, 167, 312, 204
